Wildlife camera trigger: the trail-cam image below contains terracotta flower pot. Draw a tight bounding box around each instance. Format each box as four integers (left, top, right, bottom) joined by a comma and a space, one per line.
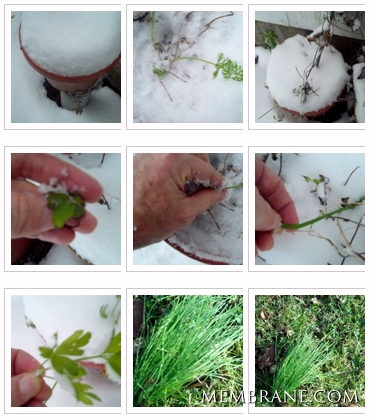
18, 12, 121, 109
266, 35, 350, 117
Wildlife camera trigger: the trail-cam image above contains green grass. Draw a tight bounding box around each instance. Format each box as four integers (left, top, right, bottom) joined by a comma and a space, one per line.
133, 295, 243, 407
255, 295, 365, 407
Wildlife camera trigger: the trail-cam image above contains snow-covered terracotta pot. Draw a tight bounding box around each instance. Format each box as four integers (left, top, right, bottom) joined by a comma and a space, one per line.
19, 12, 121, 109
166, 154, 243, 265
266, 35, 350, 117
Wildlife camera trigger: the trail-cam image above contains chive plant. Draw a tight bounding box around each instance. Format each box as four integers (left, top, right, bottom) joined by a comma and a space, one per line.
133, 295, 243, 407
272, 330, 335, 401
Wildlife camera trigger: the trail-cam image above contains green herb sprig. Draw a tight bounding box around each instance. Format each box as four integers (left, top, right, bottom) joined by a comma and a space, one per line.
172, 53, 243, 82
47, 191, 85, 229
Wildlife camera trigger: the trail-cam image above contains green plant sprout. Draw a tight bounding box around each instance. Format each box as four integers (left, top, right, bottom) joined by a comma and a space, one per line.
172, 53, 243, 82
281, 198, 364, 230
47, 191, 85, 229
261, 30, 278, 50
225, 182, 243, 190
33, 297, 121, 405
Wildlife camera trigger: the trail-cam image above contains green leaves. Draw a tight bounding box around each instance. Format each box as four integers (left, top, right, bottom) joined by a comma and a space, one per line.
47, 192, 85, 229
54, 330, 91, 356
302, 175, 323, 185
38, 298, 121, 405
261, 29, 278, 50
39, 330, 101, 405
103, 332, 121, 377
213, 53, 243, 82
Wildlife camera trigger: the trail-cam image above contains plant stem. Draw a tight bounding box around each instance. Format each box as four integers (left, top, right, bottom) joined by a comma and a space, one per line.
281, 200, 364, 230
225, 183, 243, 190
172, 56, 216, 66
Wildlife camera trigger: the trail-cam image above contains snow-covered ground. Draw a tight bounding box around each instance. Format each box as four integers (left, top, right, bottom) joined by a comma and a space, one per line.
255, 153, 365, 265
10, 11, 121, 124
132, 11, 243, 123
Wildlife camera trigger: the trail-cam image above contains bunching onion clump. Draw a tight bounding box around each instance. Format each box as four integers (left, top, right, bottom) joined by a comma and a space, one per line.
133, 295, 243, 407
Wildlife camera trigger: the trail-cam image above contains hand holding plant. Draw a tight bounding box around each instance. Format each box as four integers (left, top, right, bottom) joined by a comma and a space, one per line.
11, 154, 103, 244
11, 348, 52, 407
133, 153, 227, 249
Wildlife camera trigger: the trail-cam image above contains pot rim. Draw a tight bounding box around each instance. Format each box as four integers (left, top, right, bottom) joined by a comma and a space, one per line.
19, 24, 121, 84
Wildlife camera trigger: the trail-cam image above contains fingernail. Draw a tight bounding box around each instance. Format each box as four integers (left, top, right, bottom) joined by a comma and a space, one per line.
19, 374, 42, 397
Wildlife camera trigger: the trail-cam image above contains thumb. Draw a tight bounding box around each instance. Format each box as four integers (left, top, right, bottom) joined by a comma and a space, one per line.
255, 188, 281, 231
187, 189, 227, 218
11, 373, 43, 407
11, 191, 54, 239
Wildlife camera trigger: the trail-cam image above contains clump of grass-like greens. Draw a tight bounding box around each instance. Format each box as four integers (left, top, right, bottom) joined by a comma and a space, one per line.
133, 295, 243, 407
272, 329, 335, 397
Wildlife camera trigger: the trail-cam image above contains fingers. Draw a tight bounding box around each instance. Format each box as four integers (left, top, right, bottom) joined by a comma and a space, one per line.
179, 154, 224, 189
255, 187, 281, 231
11, 190, 54, 238
11, 373, 43, 407
11, 154, 103, 203
255, 155, 298, 225
186, 188, 227, 220
11, 349, 52, 407
256, 231, 275, 252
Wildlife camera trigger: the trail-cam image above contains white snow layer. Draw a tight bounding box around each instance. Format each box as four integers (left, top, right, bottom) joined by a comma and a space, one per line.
20, 12, 121, 77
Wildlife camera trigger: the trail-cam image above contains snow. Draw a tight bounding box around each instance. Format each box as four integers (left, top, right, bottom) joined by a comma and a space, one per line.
266, 35, 350, 115
352, 63, 365, 123
133, 11, 243, 123
255, 153, 365, 266
11, 12, 121, 123
20, 12, 121, 77
11, 295, 121, 407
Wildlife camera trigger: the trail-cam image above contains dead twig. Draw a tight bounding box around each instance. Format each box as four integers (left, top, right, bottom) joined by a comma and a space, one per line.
343, 166, 360, 186
198, 11, 234, 37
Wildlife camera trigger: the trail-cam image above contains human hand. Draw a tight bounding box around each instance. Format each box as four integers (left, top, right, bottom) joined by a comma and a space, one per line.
11, 348, 52, 407
11, 154, 103, 244
255, 155, 298, 256
133, 153, 226, 249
